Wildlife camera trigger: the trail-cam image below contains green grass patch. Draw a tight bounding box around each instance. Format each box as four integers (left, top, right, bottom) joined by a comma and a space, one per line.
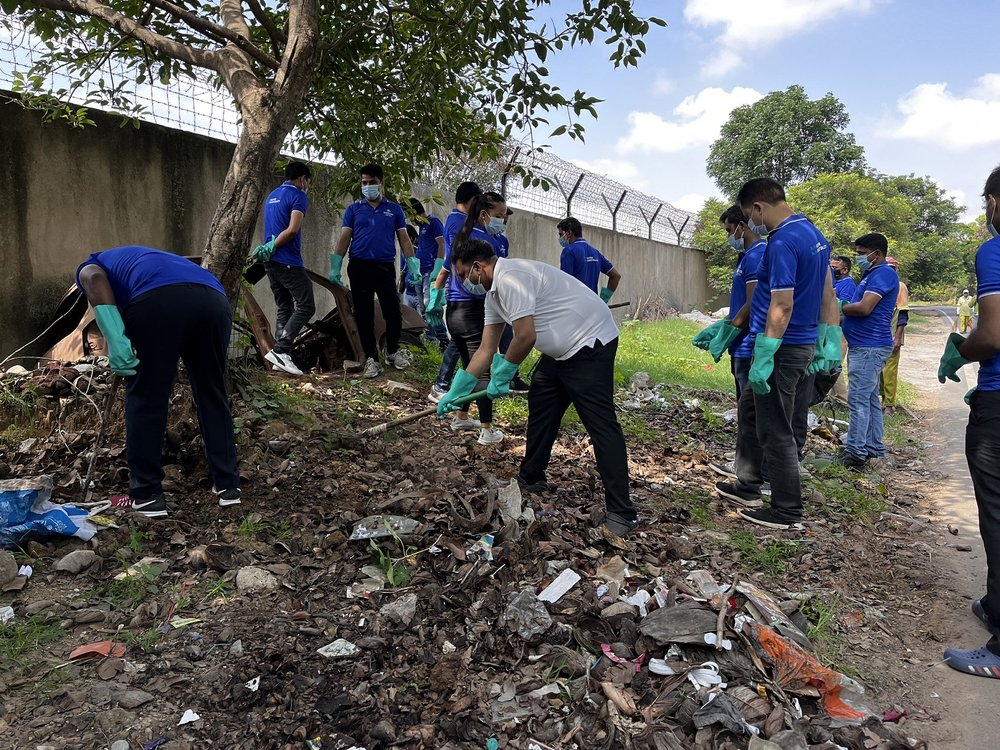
799, 596, 861, 677
234, 374, 322, 430
238, 513, 270, 538
120, 627, 162, 653
615, 319, 735, 392
95, 560, 163, 609
0, 423, 36, 447
807, 464, 887, 517
0, 616, 64, 673
728, 530, 804, 576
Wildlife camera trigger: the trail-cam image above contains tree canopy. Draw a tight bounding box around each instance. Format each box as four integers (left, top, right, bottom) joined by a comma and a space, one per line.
3, 1, 665, 292
706, 85, 867, 198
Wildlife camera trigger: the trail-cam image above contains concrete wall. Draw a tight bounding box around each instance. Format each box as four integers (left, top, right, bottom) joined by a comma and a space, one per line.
0, 95, 712, 358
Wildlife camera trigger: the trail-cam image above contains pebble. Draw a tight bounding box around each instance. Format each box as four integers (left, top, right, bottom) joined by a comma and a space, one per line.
23, 599, 59, 615
379, 593, 418, 626
54, 550, 98, 574
72, 608, 106, 624
110, 741, 131, 750
118, 689, 155, 709
0, 551, 17, 586
235, 566, 279, 593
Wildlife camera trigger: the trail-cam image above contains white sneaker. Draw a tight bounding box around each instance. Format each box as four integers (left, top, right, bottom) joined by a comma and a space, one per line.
450, 416, 481, 431
264, 350, 304, 376
362, 357, 383, 378
388, 349, 414, 370
708, 461, 737, 479
478, 428, 505, 445
427, 386, 447, 404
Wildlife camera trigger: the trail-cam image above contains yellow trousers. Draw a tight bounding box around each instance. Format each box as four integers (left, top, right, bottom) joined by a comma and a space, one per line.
880, 349, 900, 405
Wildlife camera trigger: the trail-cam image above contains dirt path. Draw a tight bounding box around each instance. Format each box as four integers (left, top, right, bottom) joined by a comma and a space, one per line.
896, 314, 1000, 748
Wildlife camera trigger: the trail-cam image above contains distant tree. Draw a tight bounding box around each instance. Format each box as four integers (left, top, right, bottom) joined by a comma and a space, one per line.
4, 1, 664, 297
875, 173, 963, 235
691, 197, 735, 294
706, 85, 866, 197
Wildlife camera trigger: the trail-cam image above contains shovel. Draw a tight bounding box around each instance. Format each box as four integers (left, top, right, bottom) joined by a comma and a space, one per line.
361, 389, 489, 436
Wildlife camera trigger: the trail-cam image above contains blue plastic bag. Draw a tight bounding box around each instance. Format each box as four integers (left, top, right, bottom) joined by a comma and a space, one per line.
0, 476, 98, 548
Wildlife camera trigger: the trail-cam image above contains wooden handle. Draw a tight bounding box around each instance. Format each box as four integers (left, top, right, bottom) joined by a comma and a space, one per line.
361, 389, 489, 435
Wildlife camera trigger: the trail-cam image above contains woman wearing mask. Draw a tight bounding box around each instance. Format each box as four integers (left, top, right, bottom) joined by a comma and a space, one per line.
427, 191, 507, 445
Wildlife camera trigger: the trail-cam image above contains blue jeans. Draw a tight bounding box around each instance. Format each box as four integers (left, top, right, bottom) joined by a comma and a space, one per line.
435, 338, 460, 390
844, 346, 893, 460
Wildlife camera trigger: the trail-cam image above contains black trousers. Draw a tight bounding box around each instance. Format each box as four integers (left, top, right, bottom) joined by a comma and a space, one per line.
735, 344, 813, 520
966, 389, 1000, 655
123, 284, 240, 499
519, 337, 635, 521
347, 259, 401, 359
445, 300, 492, 424
264, 262, 315, 355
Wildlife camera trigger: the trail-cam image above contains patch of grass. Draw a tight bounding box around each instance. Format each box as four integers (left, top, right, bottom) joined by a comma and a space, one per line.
619, 412, 662, 444
728, 530, 804, 576
0, 423, 36, 447
127, 519, 150, 555
120, 627, 162, 653
236, 375, 321, 429
808, 471, 886, 517
799, 597, 861, 677
201, 577, 232, 603
615, 319, 735, 392
0, 616, 64, 672
406, 343, 444, 383
647, 485, 716, 527
238, 513, 270, 538
370, 523, 417, 587
0, 382, 38, 418
99, 560, 163, 608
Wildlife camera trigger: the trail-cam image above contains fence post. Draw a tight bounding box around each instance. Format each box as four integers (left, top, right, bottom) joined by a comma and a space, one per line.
551, 172, 586, 217
638, 203, 663, 240
601, 190, 628, 232
667, 216, 690, 245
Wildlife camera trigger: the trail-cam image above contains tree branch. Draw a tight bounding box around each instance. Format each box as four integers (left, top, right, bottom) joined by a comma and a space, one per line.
27, 0, 219, 72
219, 0, 252, 40
146, 0, 279, 71
245, 0, 287, 53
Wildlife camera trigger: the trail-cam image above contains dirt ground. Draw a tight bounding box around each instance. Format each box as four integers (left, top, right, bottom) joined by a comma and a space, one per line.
0, 323, 991, 749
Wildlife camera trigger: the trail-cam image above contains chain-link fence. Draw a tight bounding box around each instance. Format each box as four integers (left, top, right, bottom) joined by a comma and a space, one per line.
0, 13, 696, 246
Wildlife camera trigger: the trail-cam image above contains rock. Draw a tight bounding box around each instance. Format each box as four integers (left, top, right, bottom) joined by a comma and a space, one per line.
501, 589, 552, 640
379, 593, 418, 626
96, 707, 133, 733
54, 550, 98, 574
71, 608, 106, 624
0, 551, 17, 586
229, 639, 243, 655
118, 689, 155, 709
110, 741, 131, 750
235, 566, 279, 593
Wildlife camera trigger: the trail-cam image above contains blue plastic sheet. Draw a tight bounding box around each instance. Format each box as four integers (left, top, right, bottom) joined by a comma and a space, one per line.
0, 476, 98, 548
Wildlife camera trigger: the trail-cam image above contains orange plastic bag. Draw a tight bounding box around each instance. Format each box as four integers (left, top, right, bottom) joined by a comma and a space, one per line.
752, 623, 871, 722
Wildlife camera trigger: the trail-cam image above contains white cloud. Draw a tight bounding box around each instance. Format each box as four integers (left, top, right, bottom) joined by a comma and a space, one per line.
653, 71, 675, 95
615, 86, 762, 154
883, 74, 1000, 150
684, 0, 879, 77
570, 157, 649, 190
672, 193, 710, 213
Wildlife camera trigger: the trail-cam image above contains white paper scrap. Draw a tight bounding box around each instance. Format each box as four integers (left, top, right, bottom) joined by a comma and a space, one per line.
537, 569, 581, 603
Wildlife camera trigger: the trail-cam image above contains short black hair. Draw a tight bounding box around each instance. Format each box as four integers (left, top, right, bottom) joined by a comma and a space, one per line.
985, 165, 1000, 199
409, 198, 426, 215
452, 238, 496, 266
834, 254, 853, 271
719, 205, 748, 227
557, 217, 583, 238
284, 161, 312, 181
360, 163, 384, 182
855, 233, 888, 254
455, 181, 482, 205
736, 178, 786, 208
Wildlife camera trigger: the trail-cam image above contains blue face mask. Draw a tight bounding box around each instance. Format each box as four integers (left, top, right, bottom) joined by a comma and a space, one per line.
487, 217, 506, 237
747, 205, 768, 236
855, 254, 872, 272
361, 184, 381, 201
727, 232, 744, 251
559, 236, 569, 248
988, 198, 999, 238
462, 266, 487, 296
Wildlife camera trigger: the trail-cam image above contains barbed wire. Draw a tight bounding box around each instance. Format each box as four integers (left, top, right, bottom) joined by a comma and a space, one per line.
0, 13, 696, 245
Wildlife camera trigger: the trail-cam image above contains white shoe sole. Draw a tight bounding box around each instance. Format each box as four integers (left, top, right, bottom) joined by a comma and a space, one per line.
477, 434, 505, 445
264, 350, 303, 376
715, 485, 764, 509
708, 462, 737, 479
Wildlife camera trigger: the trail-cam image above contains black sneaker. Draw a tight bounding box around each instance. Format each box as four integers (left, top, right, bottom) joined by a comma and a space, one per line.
516, 475, 553, 493
131, 494, 170, 518
738, 507, 801, 530
603, 513, 640, 537
214, 487, 242, 507
708, 460, 737, 479
836, 450, 867, 469
973, 599, 1000, 638
715, 481, 763, 509
509, 376, 531, 394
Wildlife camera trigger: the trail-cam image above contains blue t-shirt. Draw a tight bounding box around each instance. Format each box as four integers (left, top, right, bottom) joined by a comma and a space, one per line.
443, 209, 466, 255
494, 234, 510, 258
343, 198, 406, 262
559, 239, 613, 293
842, 263, 899, 348
415, 215, 445, 272
834, 275, 857, 302
76, 246, 226, 310
728, 239, 766, 358
974, 237, 1000, 391
263, 182, 309, 267
748, 214, 830, 346
445, 226, 499, 302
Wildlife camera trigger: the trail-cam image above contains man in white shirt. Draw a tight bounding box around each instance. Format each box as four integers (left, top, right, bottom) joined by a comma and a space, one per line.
435, 237, 638, 540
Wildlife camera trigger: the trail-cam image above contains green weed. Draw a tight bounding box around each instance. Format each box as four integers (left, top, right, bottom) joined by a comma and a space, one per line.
100, 561, 162, 608
0, 424, 35, 447
0, 616, 64, 672
127, 519, 150, 555
808, 473, 886, 517
201, 577, 232, 603
799, 597, 861, 676
120, 627, 161, 653
238, 513, 270, 538
728, 530, 804, 576
370, 523, 417, 587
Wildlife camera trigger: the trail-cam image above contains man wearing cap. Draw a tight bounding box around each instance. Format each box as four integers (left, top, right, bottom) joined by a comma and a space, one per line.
879, 257, 910, 408
958, 289, 977, 333
839, 233, 900, 467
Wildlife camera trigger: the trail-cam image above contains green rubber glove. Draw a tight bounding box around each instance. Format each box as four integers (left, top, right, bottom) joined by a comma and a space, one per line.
93, 305, 139, 377
818, 324, 843, 373
487, 354, 519, 399
426, 287, 446, 316
965, 387, 976, 406
251, 238, 276, 263
938, 332, 970, 383
837, 298, 846, 315
749, 336, 782, 394
406, 256, 423, 286
806, 323, 830, 376
708, 322, 742, 362
600, 287, 614, 303
431, 258, 445, 281
437, 368, 478, 417
692, 320, 725, 350
328, 253, 345, 287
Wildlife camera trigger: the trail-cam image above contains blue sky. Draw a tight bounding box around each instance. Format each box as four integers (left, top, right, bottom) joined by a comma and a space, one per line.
538, 0, 998, 221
